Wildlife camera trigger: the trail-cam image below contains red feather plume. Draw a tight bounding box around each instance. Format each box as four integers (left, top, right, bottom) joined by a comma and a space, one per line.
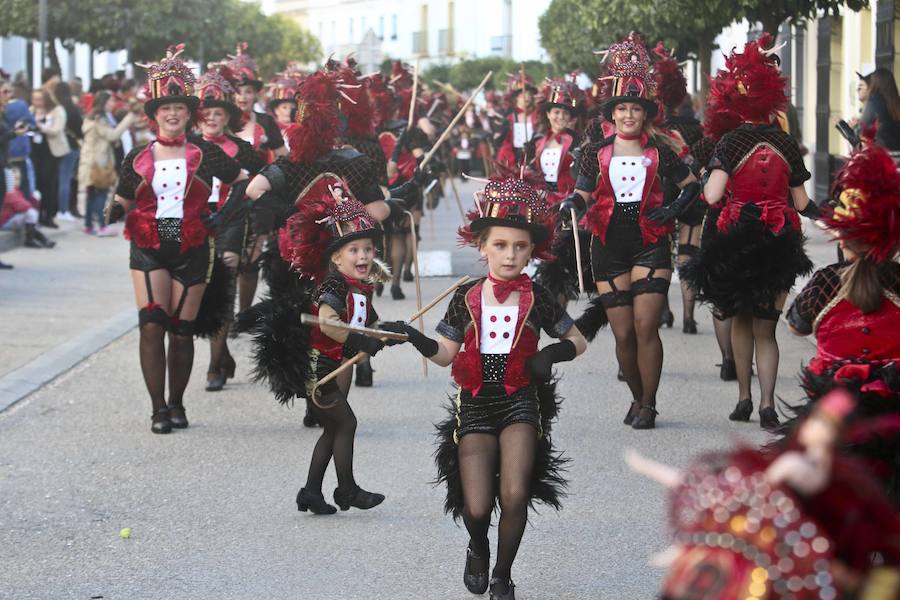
652, 42, 687, 111
288, 72, 340, 164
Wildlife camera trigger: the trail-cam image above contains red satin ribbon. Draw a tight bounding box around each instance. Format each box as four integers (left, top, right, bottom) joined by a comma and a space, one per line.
341, 273, 374, 294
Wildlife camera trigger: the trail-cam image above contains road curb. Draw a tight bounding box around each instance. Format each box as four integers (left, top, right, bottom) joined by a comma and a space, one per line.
0, 308, 137, 413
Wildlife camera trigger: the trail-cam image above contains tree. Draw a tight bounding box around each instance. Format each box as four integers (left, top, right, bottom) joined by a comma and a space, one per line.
738, 0, 869, 38
254, 15, 321, 78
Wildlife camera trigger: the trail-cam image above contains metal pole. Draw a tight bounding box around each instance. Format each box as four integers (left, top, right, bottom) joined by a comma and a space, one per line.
38, 0, 48, 77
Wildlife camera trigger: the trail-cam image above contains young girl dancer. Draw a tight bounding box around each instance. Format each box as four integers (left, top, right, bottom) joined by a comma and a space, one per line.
383, 177, 586, 600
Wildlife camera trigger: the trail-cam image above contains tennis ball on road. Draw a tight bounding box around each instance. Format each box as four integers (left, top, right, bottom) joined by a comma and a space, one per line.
120, 528, 132, 539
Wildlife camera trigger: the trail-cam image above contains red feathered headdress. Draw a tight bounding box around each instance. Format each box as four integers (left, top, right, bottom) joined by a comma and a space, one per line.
326, 57, 374, 137
288, 71, 341, 164
367, 73, 396, 130
458, 173, 554, 260
278, 173, 381, 282
653, 42, 687, 112
825, 142, 900, 262
707, 33, 787, 129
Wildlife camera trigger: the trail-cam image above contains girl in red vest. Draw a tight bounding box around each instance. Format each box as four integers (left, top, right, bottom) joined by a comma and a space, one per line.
563, 32, 700, 430
107, 45, 246, 433
382, 177, 586, 600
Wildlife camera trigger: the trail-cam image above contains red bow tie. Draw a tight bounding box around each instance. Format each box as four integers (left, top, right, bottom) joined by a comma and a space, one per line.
342, 274, 373, 294
487, 273, 530, 303
156, 133, 186, 147
203, 133, 229, 145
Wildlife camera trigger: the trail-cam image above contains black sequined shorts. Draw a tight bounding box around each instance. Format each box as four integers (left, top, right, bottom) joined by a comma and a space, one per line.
129, 220, 214, 287
454, 384, 542, 441
590, 203, 672, 281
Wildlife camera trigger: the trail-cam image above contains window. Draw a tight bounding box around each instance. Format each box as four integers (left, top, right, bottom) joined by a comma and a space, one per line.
391, 14, 398, 41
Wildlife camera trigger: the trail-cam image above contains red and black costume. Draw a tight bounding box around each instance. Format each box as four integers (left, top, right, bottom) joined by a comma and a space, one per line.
779, 142, 900, 504
225, 44, 285, 163
494, 73, 540, 167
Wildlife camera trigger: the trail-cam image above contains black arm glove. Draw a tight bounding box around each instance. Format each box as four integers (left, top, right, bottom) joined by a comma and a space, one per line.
251, 189, 289, 234
203, 179, 249, 230
798, 200, 822, 219
104, 200, 126, 225
646, 181, 701, 225
379, 321, 438, 358
343, 332, 386, 357
390, 128, 410, 163
525, 339, 577, 382
558, 192, 587, 228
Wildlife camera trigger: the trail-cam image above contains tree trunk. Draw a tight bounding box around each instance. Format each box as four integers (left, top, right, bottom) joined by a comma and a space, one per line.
698, 35, 712, 104
760, 16, 784, 41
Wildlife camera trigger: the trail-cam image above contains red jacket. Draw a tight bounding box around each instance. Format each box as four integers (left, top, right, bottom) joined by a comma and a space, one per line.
534, 131, 575, 203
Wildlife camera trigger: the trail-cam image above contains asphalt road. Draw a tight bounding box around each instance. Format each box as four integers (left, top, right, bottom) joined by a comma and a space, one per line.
0, 178, 827, 600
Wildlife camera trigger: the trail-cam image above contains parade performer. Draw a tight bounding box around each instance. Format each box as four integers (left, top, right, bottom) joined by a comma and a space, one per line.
106, 45, 247, 433
381, 177, 587, 600
781, 140, 900, 503
563, 32, 699, 430
239, 70, 394, 427
267, 74, 299, 151
277, 175, 393, 515
493, 72, 540, 167
377, 62, 430, 300
224, 43, 287, 316
194, 68, 265, 392
628, 390, 900, 600
654, 44, 705, 334
532, 78, 590, 305
680, 35, 816, 428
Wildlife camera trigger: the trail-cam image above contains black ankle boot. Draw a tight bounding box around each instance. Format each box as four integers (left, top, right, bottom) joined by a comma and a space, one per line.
355, 361, 373, 387
464, 543, 489, 594
402, 267, 414, 282
631, 405, 658, 430
659, 308, 674, 329
24, 224, 44, 248
390, 284, 405, 300
729, 398, 753, 422
303, 400, 321, 428
333, 485, 385, 511
623, 401, 640, 426
489, 577, 516, 600
296, 488, 337, 515
151, 408, 172, 434
205, 370, 226, 392
719, 359, 737, 381
167, 403, 189, 429
222, 354, 236, 379
682, 318, 697, 334
759, 406, 780, 429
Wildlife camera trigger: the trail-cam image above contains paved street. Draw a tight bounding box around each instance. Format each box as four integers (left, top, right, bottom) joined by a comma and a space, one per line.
0, 178, 828, 600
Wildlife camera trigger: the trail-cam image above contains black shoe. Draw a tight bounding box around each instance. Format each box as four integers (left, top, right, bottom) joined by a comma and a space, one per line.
632, 405, 658, 430
759, 406, 780, 430
402, 267, 414, 282
222, 354, 236, 379
0, 260, 13, 269
719, 359, 737, 381
390, 284, 405, 300
617, 367, 625, 382
167, 404, 189, 429
729, 398, 753, 422
489, 577, 516, 600
682, 318, 697, 334
205, 370, 226, 392
151, 408, 172, 434
464, 544, 489, 594
333, 485, 385, 511
659, 308, 674, 329
355, 361, 373, 387
623, 401, 640, 426
296, 488, 337, 515
23, 237, 44, 248
40, 219, 59, 229
375, 282, 384, 297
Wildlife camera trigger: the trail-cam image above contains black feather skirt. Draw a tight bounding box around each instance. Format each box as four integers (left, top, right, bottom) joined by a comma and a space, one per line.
773, 359, 900, 505
534, 227, 594, 303
434, 381, 569, 521
194, 256, 235, 338
681, 218, 813, 319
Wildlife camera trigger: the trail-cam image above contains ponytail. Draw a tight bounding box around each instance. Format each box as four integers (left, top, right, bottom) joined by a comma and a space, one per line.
840, 257, 885, 314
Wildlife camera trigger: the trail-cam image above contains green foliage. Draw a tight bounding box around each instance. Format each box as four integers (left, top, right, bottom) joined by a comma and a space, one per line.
439, 57, 554, 91
0, 0, 319, 79
736, 0, 870, 36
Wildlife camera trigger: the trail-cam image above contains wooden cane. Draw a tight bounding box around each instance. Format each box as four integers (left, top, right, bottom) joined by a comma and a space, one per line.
407, 60, 419, 131
310, 275, 470, 403
419, 71, 493, 171
570, 208, 585, 296
405, 209, 427, 375
299, 314, 409, 341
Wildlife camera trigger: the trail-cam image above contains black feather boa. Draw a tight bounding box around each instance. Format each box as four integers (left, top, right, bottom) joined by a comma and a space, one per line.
194, 256, 234, 339
534, 228, 594, 302
681, 219, 813, 318
434, 380, 569, 521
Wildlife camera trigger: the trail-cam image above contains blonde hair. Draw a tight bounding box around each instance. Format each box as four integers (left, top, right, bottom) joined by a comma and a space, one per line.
644, 123, 684, 154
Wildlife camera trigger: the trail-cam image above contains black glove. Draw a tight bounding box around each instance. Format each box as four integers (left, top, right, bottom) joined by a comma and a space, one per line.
798, 200, 822, 219
390, 178, 420, 202
646, 181, 701, 225
558, 193, 587, 228
391, 128, 411, 163
343, 332, 386, 357
525, 339, 577, 382
379, 321, 438, 358
105, 200, 126, 225
251, 189, 289, 234
203, 179, 249, 230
